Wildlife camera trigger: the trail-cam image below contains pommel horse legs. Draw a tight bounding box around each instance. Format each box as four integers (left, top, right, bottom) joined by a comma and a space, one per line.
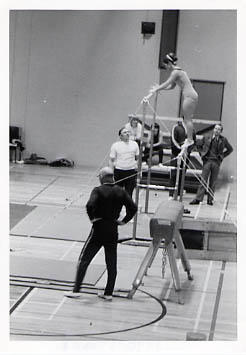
127, 200, 193, 303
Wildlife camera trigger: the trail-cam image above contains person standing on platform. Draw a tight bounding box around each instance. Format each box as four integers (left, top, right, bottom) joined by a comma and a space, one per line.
125, 115, 142, 147
65, 167, 137, 300
190, 124, 233, 206
109, 127, 139, 198
169, 118, 196, 198
146, 52, 198, 148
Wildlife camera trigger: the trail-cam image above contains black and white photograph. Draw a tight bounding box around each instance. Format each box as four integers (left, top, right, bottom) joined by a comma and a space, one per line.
2, 1, 245, 354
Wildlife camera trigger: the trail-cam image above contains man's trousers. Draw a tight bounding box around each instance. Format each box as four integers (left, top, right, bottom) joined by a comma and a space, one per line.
73, 227, 117, 296
196, 160, 220, 203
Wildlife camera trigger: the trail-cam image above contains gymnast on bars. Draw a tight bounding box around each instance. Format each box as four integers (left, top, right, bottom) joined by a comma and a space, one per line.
144, 53, 198, 150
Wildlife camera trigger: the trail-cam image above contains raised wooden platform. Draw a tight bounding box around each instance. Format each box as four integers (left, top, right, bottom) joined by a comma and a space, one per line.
124, 178, 237, 262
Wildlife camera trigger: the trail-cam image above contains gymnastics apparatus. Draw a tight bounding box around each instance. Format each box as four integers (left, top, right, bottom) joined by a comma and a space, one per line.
128, 91, 193, 303
125, 89, 236, 302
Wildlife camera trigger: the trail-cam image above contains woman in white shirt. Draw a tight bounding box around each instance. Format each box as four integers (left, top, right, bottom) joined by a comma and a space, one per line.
125, 115, 142, 146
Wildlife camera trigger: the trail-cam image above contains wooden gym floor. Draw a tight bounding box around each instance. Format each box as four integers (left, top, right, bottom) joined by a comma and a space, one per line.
9, 163, 237, 341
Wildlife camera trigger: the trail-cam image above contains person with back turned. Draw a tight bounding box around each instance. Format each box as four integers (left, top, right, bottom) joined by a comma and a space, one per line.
64, 167, 137, 300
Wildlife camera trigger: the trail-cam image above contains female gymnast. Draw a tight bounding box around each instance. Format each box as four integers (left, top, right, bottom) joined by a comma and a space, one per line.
147, 53, 198, 148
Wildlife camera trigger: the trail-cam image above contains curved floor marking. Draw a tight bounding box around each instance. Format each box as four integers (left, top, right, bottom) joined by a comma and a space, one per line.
10, 288, 167, 338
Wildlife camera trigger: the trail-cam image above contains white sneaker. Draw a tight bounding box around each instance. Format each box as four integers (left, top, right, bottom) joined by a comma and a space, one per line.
64, 291, 81, 298
98, 293, 113, 301
158, 163, 165, 168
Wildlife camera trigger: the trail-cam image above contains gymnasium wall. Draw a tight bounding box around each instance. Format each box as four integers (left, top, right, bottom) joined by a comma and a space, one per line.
9, 10, 236, 178
179, 10, 236, 180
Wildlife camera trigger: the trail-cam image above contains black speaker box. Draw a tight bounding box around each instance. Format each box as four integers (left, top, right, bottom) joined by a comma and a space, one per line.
141, 22, 155, 35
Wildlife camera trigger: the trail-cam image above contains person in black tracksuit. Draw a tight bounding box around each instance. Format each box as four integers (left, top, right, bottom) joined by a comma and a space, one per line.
65, 167, 137, 300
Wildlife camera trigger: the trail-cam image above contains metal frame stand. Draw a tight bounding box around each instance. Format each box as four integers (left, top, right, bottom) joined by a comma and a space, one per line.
132, 100, 148, 239
145, 92, 159, 213
132, 92, 187, 239
128, 202, 193, 303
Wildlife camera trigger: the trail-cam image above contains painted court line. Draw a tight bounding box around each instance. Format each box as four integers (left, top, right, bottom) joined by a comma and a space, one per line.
209, 261, 226, 340
48, 296, 67, 321
23, 183, 92, 238
27, 176, 59, 203
194, 203, 202, 220
11, 287, 38, 316
59, 241, 77, 260
153, 259, 182, 328
193, 260, 213, 332
12, 315, 51, 321
220, 186, 231, 221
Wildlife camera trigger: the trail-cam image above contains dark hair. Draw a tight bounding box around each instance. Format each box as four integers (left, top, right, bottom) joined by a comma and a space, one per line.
118, 127, 126, 136
153, 122, 160, 142
130, 116, 138, 123
215, 123, 223, 132
163, 52, 178, 65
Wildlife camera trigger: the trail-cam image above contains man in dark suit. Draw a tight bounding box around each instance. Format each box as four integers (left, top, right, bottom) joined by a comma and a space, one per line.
190, 124, 233, 206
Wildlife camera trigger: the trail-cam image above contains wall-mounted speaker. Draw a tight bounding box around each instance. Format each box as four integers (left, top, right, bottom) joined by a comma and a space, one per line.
141, 22, 155, 35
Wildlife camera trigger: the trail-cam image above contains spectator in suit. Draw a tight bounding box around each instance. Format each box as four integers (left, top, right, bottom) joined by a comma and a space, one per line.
190, 124, 233, 206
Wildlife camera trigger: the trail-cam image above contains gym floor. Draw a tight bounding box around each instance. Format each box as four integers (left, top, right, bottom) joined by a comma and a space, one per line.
9, 163, 237, 341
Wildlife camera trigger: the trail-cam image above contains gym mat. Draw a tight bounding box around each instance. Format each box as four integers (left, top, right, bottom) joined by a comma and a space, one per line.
10, 204, 37, 230
10, 255, 105, 286
30, 178, 86, 206
33, 208, 91, 241
10, 204, 137, 242
10, 172, 56, 204
10, 205, 63, 235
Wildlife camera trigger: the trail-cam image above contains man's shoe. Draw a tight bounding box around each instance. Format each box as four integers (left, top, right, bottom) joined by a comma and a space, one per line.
207, 201, 213, 206
98, 293, 113, 301
189, 199, 200, 205
64, 291, 81, 298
